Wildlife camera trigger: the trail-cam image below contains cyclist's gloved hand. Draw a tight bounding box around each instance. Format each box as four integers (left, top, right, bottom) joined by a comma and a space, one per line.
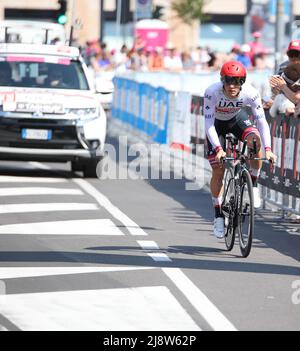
265, 150, 277, 164
215, 148, 227, 165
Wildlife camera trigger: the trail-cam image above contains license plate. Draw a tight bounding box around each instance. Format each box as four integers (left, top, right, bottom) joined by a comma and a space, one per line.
21, 129, 52, 140
16, 103, 64, 114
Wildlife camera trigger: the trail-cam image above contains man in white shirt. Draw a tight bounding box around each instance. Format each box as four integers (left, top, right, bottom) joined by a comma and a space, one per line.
164, 46, 183, 72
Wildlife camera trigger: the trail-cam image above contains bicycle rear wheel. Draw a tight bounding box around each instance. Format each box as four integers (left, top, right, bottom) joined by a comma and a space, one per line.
238, 170, 254, 258
222, 168, 236, 251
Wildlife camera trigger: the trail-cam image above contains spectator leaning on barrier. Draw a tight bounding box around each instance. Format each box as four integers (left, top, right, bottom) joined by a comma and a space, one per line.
269, 62, 300, 118
277, 40, 300, 75
263, 40, 300, 110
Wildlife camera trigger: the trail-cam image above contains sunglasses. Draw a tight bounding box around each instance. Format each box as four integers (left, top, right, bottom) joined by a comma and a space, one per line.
287, 50, 300, 58
223, 76, 246, 86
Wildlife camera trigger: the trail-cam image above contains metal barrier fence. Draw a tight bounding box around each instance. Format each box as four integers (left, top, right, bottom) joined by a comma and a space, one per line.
112, 76, 300, 215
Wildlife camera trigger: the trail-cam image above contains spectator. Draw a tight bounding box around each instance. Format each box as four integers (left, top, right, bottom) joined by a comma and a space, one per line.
228, 44, 240, 61
181, 52, 195, 72
236, 44, 252, 69
253, 50, 273, 70
263, 40, 300, 109
191, 46, 210, 72
130, 48, 148, 72
148, 48, 164, 71
113, 45, 129, 72
269, 63, 300, 118
91, 51, 113, 72
164, 45, 183, 72
277, 39, 300, 75
248, 32, 266, 65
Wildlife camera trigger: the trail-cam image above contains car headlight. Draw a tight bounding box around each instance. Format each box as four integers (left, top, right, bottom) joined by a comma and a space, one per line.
65, 108, 98, 118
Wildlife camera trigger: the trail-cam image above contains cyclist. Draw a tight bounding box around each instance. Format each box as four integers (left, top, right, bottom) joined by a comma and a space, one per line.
204, 61, 276, 239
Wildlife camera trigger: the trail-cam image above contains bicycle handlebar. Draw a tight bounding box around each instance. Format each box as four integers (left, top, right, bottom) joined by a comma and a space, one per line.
221, 156, 274, 165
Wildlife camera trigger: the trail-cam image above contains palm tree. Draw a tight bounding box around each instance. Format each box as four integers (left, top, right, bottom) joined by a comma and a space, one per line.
170, 0, 210, 50
171, 0, 210, 25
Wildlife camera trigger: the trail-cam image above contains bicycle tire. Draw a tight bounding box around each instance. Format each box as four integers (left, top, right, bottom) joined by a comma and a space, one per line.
222, 168, 236, 251
238, 170, 254, 258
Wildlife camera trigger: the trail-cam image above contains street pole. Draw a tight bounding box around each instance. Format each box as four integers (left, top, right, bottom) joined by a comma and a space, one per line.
100, 0, 104, 42
275, 0, 285, 73
244, 0, 252, 44
116, 0, 122, 49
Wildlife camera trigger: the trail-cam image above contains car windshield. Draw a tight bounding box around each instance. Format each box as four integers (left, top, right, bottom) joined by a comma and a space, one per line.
0, 57, 89, 90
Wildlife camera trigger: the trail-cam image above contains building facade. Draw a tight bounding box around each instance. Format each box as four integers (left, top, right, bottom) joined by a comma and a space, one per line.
0, 0, 300, 50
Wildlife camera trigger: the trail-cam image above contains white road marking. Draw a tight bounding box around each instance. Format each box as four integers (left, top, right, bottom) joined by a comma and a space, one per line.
29, 162, 236, 331
137, 241, 172, 262
74, 178, 148, 236
0, 176, 67, 183
0, 188, 83, 197
137, 241, 160, 250
0, 203, 99, 214
148, 253, 172, 262
163, 268, 237, 332
0, 219, 124, 236
0, 286, 201, 331
0, 267, 155, 280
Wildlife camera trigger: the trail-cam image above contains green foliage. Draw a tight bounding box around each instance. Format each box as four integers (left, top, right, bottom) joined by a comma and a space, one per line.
171, 0, 210, 25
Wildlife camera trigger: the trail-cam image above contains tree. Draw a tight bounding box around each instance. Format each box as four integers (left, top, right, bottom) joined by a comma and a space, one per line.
171, 0, 210, 25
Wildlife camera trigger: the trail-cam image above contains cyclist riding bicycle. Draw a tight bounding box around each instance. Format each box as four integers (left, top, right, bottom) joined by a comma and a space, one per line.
204, 61, 276, 239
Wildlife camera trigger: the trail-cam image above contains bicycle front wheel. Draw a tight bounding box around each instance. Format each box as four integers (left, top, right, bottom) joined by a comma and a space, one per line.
223, 168, 236, 251
238, 170, 254, 258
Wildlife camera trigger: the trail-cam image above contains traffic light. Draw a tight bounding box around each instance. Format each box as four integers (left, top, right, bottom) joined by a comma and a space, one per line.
152, 6, 165, 19
57, 0, 68, 25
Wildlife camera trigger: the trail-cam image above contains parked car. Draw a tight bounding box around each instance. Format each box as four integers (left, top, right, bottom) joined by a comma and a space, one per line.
0, 43, 107, 177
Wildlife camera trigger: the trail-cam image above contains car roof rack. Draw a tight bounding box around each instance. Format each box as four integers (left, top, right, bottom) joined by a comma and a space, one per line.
1, 24, 63, 45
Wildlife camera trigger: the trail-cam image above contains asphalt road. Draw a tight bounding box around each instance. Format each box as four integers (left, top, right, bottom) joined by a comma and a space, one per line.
0, 135, 299, 331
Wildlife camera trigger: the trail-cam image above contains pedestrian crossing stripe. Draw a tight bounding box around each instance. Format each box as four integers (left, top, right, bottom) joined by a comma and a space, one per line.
0, 286, 201, 331
0, 219, 124, 236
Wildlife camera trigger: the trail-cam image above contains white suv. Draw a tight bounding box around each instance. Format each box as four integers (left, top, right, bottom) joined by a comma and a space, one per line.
0, 43, 107, 177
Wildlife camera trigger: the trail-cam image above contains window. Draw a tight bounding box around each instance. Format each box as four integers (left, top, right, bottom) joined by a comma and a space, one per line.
0, 58, 89, 90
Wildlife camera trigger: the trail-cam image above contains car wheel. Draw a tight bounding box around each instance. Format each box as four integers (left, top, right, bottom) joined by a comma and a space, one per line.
71, 161, 83, 172
83, 158, 103, 178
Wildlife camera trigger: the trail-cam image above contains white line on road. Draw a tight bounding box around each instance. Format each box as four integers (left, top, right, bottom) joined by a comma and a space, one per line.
0, 176, 67, 183
0, 219, 124, 236
0, 267, 155, 280
74, 179, 148, 236
0, 203, 99, 214
0, 286, 201, 331
137, 241, 160, 250
29, 162, 148, 236
0, 188, 83, 197
162, 268, 237, 332
29, 162, 236, 331
137, 241, 172, 262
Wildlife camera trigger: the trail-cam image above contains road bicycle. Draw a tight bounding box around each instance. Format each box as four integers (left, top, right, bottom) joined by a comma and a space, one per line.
221, 135, 270, 258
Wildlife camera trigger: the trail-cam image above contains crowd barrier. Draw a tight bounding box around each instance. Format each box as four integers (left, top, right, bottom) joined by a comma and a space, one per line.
112, 76, 300, 215
112, 78, 169, 144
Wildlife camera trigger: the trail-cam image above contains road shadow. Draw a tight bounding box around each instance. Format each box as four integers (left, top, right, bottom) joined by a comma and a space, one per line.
0, 250, 299, 277
106, 134, 300, 264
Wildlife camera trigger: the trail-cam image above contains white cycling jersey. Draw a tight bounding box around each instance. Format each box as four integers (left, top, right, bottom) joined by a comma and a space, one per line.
204, 82, 272, 151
